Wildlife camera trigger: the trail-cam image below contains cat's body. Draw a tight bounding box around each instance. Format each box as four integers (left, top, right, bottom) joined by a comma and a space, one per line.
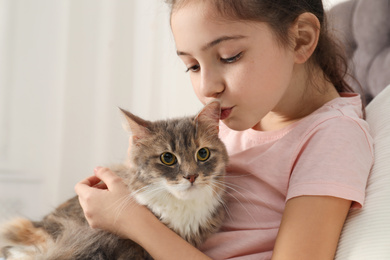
0, 101, 228, 260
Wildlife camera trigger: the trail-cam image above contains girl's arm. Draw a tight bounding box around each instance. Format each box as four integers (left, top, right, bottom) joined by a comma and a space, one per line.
75, 167, 211, 260
272, 196, 351, 260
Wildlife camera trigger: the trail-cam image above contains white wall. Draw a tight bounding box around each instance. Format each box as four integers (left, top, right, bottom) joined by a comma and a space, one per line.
0, 0, 353, 221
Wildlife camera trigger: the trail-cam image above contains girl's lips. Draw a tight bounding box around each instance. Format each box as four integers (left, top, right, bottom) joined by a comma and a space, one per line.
220, 107, 233, 120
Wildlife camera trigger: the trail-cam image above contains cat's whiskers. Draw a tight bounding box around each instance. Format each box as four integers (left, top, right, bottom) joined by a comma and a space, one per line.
223, 174, 252, 178
132, 183, 172, 203
112, 184, 170, 224
106, 192, 132, 212
212, 179, 261, 225
107, 193, 137, 224
206, 182, 233, 222
209, 180, 247, 222
114, 196, 136, 224
130, 184, 154, 197
107, 185, 158, 221
215, 178, 277, 212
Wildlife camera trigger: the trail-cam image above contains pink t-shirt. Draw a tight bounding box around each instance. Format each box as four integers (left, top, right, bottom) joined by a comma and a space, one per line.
200, 94, 374, 260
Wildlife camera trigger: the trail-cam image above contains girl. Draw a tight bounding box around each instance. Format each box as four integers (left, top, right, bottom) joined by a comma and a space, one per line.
75, 0, 374, 259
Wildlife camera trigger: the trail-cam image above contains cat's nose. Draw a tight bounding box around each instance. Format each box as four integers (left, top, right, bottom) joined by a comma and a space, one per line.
184, 174, 199, 184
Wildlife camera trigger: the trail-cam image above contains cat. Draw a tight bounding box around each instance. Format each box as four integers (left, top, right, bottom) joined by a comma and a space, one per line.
0, 100, 228, 260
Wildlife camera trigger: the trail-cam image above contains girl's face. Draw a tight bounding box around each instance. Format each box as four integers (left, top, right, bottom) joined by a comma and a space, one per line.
171, 2, 298, 131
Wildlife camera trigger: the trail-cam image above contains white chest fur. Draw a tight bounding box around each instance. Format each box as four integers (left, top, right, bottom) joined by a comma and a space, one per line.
134, 183, 221, 238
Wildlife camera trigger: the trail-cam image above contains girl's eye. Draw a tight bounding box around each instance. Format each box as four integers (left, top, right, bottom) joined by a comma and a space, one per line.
197, 148, 210, 161
160, 152, 177, 166
185, 64, 200, 73
221, 52, 242, 63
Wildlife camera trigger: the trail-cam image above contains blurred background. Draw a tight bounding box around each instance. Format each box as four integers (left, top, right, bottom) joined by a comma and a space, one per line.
0, 0, 349, 221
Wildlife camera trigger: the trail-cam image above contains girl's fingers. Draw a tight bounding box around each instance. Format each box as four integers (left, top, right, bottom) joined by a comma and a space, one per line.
94, 167, 123, 189
74, 167, 124, 197
86, 175, 103, 187
93, 182, 108, 190
74, 175, 102, 194
91, 167, 108, 189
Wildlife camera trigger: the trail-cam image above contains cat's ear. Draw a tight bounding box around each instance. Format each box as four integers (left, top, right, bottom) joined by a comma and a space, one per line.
195, 100, 221, 136
119, 108, 151, 144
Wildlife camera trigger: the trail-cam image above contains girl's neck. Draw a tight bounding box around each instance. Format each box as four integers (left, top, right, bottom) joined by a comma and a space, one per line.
253, 65, 340, 132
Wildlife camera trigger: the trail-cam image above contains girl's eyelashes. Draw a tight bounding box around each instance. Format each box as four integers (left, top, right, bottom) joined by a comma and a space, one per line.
184, 52, 243, 73
185, 64, 200, 73
220, 52, 243, 63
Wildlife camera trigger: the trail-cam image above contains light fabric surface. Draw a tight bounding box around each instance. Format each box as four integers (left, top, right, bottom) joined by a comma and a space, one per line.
329, 0, 390, 101
336, 85, 390, 259
201, 94, 373, 260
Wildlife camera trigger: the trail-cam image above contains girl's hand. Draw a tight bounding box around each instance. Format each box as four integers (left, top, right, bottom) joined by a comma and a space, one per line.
75, 167, 211, 260
74, 167, 153, 240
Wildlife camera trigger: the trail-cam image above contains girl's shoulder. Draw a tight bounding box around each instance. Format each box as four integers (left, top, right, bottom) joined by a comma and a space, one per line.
298, 93, 371, 141
310, 93, 365, 121
287, 94, 374, 208
290, 93, 372, 152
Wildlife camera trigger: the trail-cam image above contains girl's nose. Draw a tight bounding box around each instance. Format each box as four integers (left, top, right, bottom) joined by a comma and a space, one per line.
199, 70, 225, 98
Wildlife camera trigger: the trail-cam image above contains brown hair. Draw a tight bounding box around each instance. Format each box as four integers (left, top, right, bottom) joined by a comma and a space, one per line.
166, 0, 354, 94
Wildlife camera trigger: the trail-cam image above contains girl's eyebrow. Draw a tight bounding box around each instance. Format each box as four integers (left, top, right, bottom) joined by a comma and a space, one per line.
176, 35, 247, 56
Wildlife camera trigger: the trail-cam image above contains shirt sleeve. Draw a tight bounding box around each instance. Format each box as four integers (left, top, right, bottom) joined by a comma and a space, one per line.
287, 116, 374, 208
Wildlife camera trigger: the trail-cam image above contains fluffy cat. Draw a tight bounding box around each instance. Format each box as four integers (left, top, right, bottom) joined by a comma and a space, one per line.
0, 100, 228, 260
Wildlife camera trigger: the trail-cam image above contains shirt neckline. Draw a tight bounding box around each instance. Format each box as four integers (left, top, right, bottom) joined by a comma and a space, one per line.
221, 93, 362, 141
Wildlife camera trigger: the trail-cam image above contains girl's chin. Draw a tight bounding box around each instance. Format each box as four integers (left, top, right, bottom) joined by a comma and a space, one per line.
222, 118, 252, 132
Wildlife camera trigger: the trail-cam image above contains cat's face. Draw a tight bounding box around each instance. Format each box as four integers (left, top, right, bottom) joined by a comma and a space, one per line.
121, 101, 228, 200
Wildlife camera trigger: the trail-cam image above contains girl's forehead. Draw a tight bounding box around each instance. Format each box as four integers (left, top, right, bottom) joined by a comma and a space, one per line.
171, 3, 221, 43
172, 5, 266, 47
171, 0, 234, 26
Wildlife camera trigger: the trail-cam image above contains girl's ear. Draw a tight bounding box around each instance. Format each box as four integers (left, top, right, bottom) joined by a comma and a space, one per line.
119, 108, 151, 145
291, 12, 321, 64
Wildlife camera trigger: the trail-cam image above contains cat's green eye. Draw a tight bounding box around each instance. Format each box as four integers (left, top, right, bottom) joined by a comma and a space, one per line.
197, 148, 210, 161
160, 152, 177, 166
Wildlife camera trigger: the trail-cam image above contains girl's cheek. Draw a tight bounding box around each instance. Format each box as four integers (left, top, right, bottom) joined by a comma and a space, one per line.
190, 77, 200, 95
192, 86, 203, 102
189, 71, 208, 104
192, 86, 207, 105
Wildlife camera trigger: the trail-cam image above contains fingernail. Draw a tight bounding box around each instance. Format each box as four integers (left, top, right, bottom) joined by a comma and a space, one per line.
94, 166, 102, 174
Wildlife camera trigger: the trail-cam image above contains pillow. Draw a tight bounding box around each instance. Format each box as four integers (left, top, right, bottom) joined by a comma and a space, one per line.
335, 85, 390, 259
328, 0, 390, 101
